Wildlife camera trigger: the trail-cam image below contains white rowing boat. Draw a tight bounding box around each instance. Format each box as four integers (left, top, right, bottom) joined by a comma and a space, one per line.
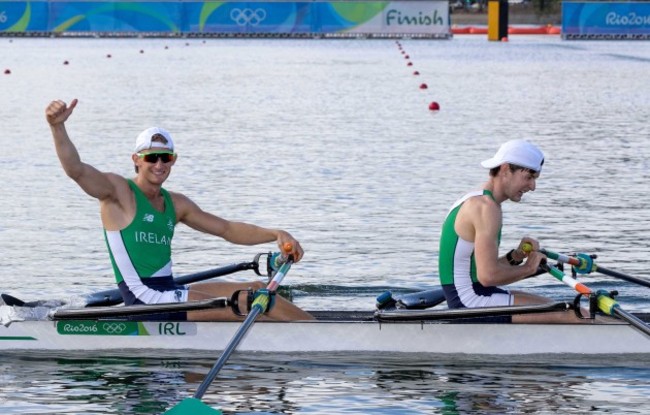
2, 307, 650, 355
2, 250, 650, 357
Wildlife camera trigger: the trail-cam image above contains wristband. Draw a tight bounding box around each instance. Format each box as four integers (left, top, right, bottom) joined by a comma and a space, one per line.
506, 249, 523, 266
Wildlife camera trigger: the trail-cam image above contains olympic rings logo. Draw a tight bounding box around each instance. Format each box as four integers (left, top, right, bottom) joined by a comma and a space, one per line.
230, 8, 267, 27
102, 322, 127, 334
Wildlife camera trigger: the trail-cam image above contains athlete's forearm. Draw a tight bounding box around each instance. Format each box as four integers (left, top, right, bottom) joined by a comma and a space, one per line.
50, 122, 85, 180
220, 221, 278, 245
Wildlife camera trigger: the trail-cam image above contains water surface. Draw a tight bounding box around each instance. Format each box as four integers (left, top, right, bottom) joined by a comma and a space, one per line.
1, 36, 649, 413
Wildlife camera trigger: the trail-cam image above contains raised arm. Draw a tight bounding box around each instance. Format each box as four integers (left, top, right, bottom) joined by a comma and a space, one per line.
46, 99, 118, 201
172, 192, 304, 261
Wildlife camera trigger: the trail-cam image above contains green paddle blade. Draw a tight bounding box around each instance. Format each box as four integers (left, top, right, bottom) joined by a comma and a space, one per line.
164, 398, 222, 415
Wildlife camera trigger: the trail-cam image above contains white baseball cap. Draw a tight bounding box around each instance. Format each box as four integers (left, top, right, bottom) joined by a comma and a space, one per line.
134, 127, 174, 153
481, 139, 544, 172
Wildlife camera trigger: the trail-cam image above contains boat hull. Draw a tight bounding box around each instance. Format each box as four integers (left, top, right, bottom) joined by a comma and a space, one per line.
2, 312, 650, 355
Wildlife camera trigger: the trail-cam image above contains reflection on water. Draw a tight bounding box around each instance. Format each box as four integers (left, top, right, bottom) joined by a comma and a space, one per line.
1, 353, 649, 414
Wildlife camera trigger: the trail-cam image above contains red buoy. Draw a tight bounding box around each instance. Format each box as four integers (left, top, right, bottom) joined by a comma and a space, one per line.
407, 62, 413, 66
4, 69, 11, 75
428, 102, 440, 111
413, 71, 420, 76
420, 83, 428, 89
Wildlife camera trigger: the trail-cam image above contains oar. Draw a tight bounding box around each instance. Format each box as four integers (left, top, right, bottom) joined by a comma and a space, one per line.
540, 248, 650, 289
85, 256, 262, 307
164, 244, 295, 414
539, 261, 650, 337
522, 243, 650, 336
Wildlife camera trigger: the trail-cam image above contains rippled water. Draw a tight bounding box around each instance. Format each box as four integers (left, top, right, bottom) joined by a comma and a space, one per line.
1, 352, 649, 414
1, 36, 650, 413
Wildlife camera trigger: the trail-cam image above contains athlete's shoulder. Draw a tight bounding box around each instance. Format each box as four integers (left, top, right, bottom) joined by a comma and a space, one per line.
463, 191, 498, 211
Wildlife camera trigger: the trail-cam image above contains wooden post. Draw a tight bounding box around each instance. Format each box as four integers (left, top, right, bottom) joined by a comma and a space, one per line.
488, 0, 509, 41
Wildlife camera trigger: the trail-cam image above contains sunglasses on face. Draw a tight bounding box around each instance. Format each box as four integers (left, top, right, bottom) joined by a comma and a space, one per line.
137, 152, 176, 163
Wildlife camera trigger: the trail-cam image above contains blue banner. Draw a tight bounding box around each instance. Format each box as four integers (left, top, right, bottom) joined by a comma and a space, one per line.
0, 1, 49, 31
562, 1, 650, 38
0, 1, 450, 36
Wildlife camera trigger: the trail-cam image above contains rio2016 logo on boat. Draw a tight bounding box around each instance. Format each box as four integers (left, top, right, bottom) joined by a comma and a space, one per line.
58, 321, 139, 335
57, 321, 197, 336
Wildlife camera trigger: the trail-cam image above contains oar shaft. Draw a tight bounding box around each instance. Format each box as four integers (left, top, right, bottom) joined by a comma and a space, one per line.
540, 249, 581, 267
194, 306, 263, 399
193, 257, 293, 400
596, 265, 650, 289
540, 263, 592, 295
540, 248, 650, 338
174, 262, 257, 285
613, 307, 650, 337
541, 248, 650, 289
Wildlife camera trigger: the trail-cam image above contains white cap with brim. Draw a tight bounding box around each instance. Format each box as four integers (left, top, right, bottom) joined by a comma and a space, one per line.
134, 127, 174, 153
480, 139, 544, 173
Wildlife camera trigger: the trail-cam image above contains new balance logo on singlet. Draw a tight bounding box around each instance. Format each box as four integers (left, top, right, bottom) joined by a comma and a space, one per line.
143, 213, 154, 222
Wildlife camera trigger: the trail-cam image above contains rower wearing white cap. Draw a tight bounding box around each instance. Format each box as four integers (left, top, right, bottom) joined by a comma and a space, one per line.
45, 98, 313, 322
438, 139, 587, 323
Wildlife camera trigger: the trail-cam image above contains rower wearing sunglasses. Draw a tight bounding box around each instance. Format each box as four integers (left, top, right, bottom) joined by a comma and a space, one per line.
45, 98, 313, 322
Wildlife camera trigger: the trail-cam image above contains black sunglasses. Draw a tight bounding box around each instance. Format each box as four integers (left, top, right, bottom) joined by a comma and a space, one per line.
137, 152, 176, 164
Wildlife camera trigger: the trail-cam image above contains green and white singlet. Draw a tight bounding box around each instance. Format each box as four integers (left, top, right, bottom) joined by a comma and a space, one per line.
104, 180, 187, 304
438, 189, 513, 308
